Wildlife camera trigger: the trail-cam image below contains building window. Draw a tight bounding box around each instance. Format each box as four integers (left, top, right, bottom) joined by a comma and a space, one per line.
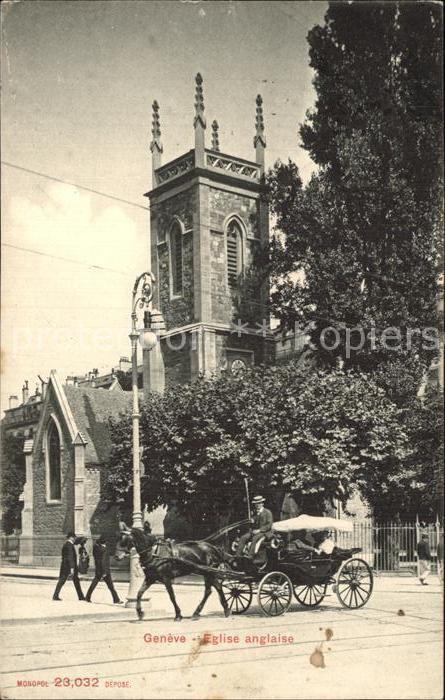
47, 420, 61, 501
170, 221, 183, 297
226, 219, 243, 289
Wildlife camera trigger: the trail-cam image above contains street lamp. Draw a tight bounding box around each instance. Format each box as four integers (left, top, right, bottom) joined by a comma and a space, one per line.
125, 271, 160, 607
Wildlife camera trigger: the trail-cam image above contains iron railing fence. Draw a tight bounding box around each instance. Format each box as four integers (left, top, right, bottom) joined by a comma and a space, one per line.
1, 522, 443, 574
335, 521, 443, 574
0, 534, 20, 563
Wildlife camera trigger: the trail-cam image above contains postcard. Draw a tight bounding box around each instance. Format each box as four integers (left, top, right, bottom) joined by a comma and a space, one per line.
1, 1, 443, 699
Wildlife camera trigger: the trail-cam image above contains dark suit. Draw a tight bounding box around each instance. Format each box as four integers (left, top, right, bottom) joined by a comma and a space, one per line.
237, 507, 274, 556
85, 542, 120, 603
53, 540, 84, 600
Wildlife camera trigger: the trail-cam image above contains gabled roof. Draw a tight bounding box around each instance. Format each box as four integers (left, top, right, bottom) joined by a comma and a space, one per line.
49, 370, 78, 441
63, 384, 131, 464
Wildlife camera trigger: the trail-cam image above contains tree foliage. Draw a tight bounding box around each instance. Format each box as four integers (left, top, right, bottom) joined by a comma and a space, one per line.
1, 432, 26, 533
399, 389, 444, 521
107, 363, 415, 534
267, 2, 442, 377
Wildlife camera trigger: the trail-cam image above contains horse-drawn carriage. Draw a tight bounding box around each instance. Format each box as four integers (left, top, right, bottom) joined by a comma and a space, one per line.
214, 515, 374, 616
117, 513, 374, 621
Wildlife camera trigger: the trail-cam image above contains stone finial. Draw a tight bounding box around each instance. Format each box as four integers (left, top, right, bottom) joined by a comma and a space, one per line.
194, 73, 206, 129
211, 120, 220, 151
194, 73, 206, 163
254, 94, 266, 149
150, 100, 163, 154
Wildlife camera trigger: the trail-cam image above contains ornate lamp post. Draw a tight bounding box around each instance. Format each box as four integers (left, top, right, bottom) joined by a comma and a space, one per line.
126, 271, 160, 607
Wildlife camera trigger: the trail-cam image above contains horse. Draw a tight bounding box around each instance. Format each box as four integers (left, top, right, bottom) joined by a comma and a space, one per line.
115, 528, 232, 622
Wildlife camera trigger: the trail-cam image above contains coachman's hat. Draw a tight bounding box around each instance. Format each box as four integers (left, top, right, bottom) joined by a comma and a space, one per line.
252, 495, 265, 505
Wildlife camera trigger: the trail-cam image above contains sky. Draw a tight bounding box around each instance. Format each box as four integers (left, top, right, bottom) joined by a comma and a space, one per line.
1, 0, 327, 414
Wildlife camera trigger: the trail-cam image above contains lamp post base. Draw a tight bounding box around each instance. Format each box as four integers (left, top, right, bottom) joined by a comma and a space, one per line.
125, 548, 149, 608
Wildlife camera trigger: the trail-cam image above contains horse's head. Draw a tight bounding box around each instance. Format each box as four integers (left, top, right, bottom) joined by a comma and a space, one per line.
131, 527, 154, 553
116, 527, 155, 558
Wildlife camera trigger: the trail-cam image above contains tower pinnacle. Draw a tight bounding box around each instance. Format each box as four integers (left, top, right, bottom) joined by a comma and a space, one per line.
254, 94, 266, 149
150, 100, 163, 154
194, 73, 206, 129
150, 100, 163, 179
211, 120, 220, 152
253, 94, 266, 172
194, 73, 206, 164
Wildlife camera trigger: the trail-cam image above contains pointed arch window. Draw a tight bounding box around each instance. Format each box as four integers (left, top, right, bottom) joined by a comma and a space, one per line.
47, 419, 62, 501
169, 220, 183, 297
226, 219, 243, 289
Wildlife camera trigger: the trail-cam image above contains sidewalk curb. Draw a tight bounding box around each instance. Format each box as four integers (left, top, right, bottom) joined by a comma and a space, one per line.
0, 569, 202, 586
1, 608, 169, 627
2, 568, 441, 593
1, 571, 59, 581
1, 611, 129, 627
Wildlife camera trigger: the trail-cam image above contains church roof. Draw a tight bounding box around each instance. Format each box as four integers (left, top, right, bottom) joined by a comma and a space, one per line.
77, 373, 123, 391
64, 385, 131, 465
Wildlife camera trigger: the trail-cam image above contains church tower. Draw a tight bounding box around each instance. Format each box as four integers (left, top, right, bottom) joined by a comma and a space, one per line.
144, 74, 272, 392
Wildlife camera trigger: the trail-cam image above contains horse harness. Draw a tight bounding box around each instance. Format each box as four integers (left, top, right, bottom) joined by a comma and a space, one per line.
135, 538, 180, 566
153, 539, 180, 559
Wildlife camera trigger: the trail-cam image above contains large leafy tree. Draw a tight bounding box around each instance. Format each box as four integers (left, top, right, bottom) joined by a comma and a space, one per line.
106, 2, 442, 527
267, 1, 442, 377
402, 389, 443, 521
106, 363, 412, 535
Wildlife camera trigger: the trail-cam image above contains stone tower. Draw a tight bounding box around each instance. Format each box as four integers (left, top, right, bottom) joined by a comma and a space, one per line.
144, 74, 272, 392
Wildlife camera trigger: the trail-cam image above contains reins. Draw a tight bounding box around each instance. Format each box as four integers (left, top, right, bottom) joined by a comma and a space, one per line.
135, 546, 152, 557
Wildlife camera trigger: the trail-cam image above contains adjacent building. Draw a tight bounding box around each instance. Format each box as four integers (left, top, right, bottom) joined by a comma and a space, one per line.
19, 370, 131, 565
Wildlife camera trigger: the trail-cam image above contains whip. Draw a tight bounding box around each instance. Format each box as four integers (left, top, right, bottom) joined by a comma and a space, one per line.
244, 477, 251, 522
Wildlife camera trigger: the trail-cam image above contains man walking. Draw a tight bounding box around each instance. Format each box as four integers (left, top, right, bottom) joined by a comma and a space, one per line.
85, 535, 122, 604
53, 532, 85, 601
417, 533, 431, 585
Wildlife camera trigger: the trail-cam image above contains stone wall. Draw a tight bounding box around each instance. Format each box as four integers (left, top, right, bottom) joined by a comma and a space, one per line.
209, 188, 259, 238
210, 231, 231, 323
208, 187, 265, 326
152, 188, 196, 331
150, 176, 271, 387
84, 466, 118, 544
215, 331, 273, 369
161, 333, 192, 388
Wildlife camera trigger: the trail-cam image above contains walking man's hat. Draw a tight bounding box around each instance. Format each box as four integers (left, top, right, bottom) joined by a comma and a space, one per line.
252, 495, 265, 505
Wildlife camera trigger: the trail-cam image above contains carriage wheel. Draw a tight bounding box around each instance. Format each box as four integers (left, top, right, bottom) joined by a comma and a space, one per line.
336, 558, 373, 609
221, 580, 253, 614
257, 572, 293, 617
293, 583, 327, 608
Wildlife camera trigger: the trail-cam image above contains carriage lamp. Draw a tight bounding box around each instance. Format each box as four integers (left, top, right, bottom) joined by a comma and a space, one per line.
126, 272, 164, 607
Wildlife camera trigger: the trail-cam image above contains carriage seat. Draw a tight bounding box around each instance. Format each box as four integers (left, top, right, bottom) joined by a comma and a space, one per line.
253, 532, 278, 557
252, 535, 266, 555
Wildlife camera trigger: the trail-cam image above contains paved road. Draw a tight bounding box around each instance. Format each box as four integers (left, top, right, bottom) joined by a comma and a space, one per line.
0, 577, 443, 699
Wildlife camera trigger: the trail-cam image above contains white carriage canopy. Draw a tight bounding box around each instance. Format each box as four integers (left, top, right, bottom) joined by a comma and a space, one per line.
272, 515, 354, 533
